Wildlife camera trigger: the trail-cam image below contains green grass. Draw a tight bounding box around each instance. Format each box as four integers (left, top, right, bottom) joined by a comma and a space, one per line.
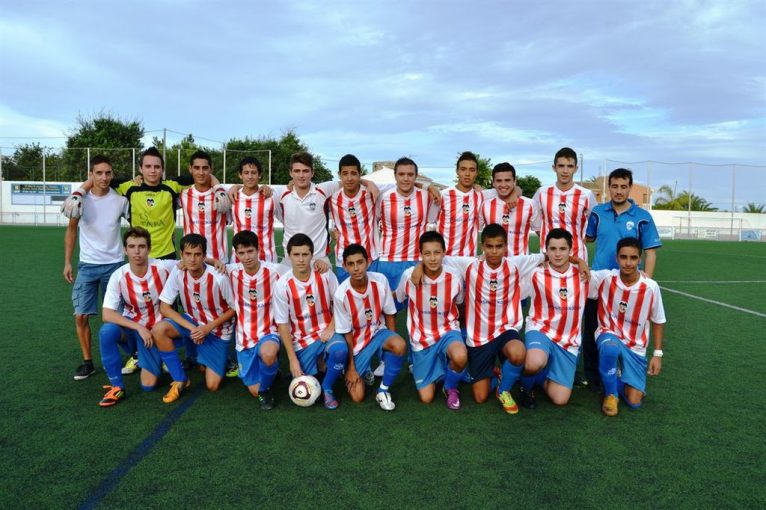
0, 227, 765, 509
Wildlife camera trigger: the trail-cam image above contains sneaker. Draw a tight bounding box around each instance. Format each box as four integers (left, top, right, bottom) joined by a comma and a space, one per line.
376, 390, 396, 411
519, 386, 537, 410
259, 389, 275, 411
497, 390, 519, 414
162, 363, 169, 374
225, 364, 239, 378
99, 386, 125, 407
74, 363, 96, 380
363, 371, 376, 386
574, 371, 589, 388
602, 394, 619, 417
323, 390, 339, 410
121, 355, 139, 375
373, 362, 386, 377
162, 379, 191, 404
445, 388, 461, 411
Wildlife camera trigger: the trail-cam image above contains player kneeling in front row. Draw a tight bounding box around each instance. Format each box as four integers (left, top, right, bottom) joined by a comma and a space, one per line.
227, 230, 288, 410
334, 244, 407, 411
589, 237, 666, 416
275, 234, 347, 410
97, 227, 185, 406
152, 234, 236, 403
521, 229, 590, 408
396, 231, 468, 410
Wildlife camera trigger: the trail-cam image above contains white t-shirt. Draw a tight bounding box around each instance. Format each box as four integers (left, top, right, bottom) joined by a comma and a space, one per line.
78, 189, 128, 264
276, 182, 340, 263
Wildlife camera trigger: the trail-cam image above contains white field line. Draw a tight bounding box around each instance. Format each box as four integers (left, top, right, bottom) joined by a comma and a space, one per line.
657, 280, 766, 284
660, 286, 766, 319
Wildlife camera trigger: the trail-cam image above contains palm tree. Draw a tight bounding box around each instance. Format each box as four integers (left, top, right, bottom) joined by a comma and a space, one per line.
654, 185, 679, 209
742, 202, 765, 213
654, 186, 718, 211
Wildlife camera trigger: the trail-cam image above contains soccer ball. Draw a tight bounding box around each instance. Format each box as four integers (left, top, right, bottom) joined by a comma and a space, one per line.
288, 375, 321, 407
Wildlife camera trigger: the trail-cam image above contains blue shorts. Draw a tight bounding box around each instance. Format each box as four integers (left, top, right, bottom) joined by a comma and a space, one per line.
295, 334, 347, 375
164, 314, 230, 378
335, 259, 379, 284
72, 261, 123, 315
597, 333, 648, 392
525, 330, 578, 389
237, 334, 281, 387
412, 330, 464, 389
375, 260, 416, 310
353, 328, 399, 376
468, 329, 520, 381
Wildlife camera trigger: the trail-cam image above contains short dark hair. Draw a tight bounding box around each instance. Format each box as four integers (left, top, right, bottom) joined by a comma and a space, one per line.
419, 231, 445, 251
338, 154, 361, 174
545, 228, 573, 249
343, 243, 369, 262
140, 147, 164, 168
232, 230, 259, 250
492, 162, 516, 180
480, 223, 508, 244
394, 157, 418, 175
238, 157, 263, 176
89, 155, 112, 171
609, 168, 633, 186
617, 236, 642, 255
290, 151, 313, 170
554, 147, 577, 166
189, 150, 212, 167
456, 151, 478, 169
180, 233, 207, 253
123, 226, 151, 249
287, 233, 314, 255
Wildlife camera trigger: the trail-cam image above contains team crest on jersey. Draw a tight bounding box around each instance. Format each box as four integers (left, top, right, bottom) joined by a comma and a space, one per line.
559, 288, 568, 300
558, 202, 567, 212
429, 296, 438, 308
193, 292, 201, 303
197, 201, 206, 211
146, 197, 155, 207
364, 308, 373, 322
502, 213, 510, 225
306, 294, 316, 307
626, 221, 635, 231
244, 207, 252, 218
308, 201, 317, 211
462, 203, 470, 215
142, 291, 152, 302
403, 204, 412, 217
618, 301, 628, 314
348, 205, 357, 217
249, 288, 258, 301
489, 279, 499, 291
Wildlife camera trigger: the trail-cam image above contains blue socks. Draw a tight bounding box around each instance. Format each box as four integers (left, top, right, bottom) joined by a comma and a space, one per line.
598, 340, 621, 397
99, 324, 125, 388
521, 369, 548, 393
322, 341, 348, 392
159, 350, 187, 383
444, 366, 466, 390
499, 360, 523, 393
379, 350, 405, 391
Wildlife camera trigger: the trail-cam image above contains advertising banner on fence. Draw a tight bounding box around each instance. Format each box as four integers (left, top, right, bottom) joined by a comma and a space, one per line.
11, 183, 72, 205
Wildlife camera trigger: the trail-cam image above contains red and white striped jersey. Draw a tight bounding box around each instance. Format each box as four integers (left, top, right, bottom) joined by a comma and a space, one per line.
395, 266, 464, 351
436, 188, 485, 256
228, 262, 285, 351
328, 187, 378, 266
462, 255, 544, 347
525, 265, 589, 355
231, 189, 277, 263
532, 184, 596, 261
590, 270, 666, 356
334, 272, 397, 355
277, 182, 340, 262
378, 188, 434, 262
480, 196, 539, 256
103, 260, 177, 329
180, 186, 229, 261
274, 270, 339, 351
160, 265, 235, 341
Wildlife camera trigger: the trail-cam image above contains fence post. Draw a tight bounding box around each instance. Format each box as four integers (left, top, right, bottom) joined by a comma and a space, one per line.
0, 146, 3, 224
687, 163, 692, 236
86, 147, 91, 183
268, 150, 272, 185
132, 148, 136, 178
222, 145, 227, 184
177, 148, 181, 177
647, 161, 653, 210
42, 151, 47, 226
730, 165, 736, 237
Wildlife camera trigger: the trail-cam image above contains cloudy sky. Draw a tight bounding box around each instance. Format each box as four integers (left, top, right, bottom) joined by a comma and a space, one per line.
1, 0, 764, 206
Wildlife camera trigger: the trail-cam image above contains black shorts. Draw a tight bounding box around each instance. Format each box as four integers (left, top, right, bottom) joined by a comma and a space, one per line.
467, 329, 521, 381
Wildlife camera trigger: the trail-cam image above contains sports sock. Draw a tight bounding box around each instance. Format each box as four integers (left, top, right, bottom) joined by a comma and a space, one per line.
99, 324, 124, 388
444, 366, 466, 390
379, 350, 404, 391
259, 358, 279, 392
159, 350, 187, 383
520, 374, 536, 393
499, 360, 523, 393
322, 342, 348, 392
598, 340, 620, 396
141, 384, 156, 392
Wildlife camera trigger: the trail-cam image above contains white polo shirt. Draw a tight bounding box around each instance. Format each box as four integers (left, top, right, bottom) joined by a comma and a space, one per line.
276, 182, 340, 262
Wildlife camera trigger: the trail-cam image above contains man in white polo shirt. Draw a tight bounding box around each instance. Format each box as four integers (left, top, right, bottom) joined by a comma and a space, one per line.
63, 155, 129, 380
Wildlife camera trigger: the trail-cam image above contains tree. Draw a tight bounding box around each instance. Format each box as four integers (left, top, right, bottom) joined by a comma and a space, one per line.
516, 175, 542, 198
225, 130, 332, 184
63, 113, 144, 181
742, 202, 765, 213
654, 186, 718, 211
1, 143, 64, 181
453, 152, 493, 188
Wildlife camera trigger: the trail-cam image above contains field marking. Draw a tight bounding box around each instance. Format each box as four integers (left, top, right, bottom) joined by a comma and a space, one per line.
658, 280, 766, 284
78, 386, 202, 510
660, 286, 766, 318
666, 249, 766, 260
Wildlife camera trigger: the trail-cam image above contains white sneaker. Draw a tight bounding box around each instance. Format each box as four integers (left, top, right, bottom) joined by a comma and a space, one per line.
376, 390, 396, 411
121, 356, 139, 375
373, 362, 386, 377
